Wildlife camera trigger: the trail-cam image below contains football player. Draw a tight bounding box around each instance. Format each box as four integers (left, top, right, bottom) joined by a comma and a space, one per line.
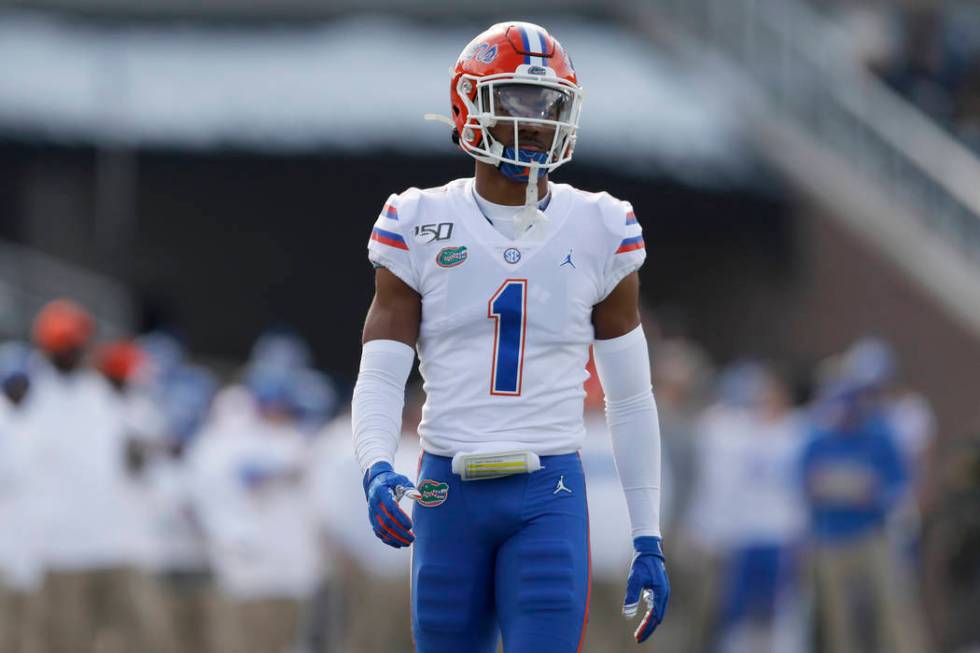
351, 22, 669, 651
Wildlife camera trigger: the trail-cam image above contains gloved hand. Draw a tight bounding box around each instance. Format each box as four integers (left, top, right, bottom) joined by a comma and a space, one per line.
623, 536, 670, 644
363, 461, 416, 548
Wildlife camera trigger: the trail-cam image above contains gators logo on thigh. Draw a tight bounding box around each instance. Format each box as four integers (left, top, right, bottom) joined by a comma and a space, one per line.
416, 479, 449, 507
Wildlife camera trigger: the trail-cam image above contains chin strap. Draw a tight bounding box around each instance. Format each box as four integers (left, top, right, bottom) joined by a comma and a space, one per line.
513, 167, 549, 241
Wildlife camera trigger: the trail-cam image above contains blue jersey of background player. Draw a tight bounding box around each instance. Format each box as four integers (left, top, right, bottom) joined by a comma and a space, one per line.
351, 21, 669, 652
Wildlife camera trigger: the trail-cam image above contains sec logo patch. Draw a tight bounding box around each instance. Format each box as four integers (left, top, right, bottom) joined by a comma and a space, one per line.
503, 248, 521, 264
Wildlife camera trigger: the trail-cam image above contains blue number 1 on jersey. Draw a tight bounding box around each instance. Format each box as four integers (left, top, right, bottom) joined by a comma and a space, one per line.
488, 279, 527, 396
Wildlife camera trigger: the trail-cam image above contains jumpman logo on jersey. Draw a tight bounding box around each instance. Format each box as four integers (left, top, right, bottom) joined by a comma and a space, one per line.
553, 475, 572, 495
560, 249, 575, 269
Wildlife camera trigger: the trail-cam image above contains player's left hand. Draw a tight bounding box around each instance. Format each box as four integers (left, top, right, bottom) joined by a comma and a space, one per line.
363, 461, 416, 549
623, 536, 670, 644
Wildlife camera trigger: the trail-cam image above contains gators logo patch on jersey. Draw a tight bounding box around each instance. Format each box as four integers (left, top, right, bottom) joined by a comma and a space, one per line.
436, 246, 468, 268
416, 479, 449, 507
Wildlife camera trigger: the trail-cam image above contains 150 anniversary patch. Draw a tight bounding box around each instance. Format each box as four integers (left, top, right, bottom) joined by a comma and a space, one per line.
414, 222, 454, 244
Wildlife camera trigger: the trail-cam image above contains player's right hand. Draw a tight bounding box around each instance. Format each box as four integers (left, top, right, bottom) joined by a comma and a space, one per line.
363, 462, 416, 548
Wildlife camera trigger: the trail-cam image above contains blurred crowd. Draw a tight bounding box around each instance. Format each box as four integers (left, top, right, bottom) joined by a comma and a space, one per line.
0, 298, 975, 653
819, 0, 980, 154
642, 329, 940, 653
0, 300, 340, 653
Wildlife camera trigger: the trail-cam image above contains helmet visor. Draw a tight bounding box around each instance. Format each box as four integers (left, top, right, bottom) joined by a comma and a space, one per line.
487, 84, 574, 123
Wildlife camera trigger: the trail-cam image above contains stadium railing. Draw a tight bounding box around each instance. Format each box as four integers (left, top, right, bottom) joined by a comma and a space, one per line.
646, 0, 980, 270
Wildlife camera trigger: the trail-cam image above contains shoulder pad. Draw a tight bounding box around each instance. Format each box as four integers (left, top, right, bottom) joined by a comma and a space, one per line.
380, 187, 425, 228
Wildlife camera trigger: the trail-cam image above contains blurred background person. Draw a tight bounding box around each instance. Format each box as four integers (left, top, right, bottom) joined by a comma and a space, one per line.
0, 342, 41, 653
191, 351, 322, 653
841, 337, 937, 496
685, 362, 809, 653
711, 363, 808, 653
801, 375, 928, 653
840, 337, 938, 565
651, 336, 713, 539
922, 429, 980, 652
0, 342, 32, 411
647, 331, 713, 653
684, 363, 764, 653
136, 341, 219, 653
97, 338, 224, 653
94, 340, 164, 568
21, 300, 175, 653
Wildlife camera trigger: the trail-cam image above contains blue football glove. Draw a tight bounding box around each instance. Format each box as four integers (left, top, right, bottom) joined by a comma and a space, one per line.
623, 536, 670, 644
363, 462, 416, 549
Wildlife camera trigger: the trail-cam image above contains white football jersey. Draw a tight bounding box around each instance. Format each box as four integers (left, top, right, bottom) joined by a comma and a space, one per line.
367, 178, 645, 457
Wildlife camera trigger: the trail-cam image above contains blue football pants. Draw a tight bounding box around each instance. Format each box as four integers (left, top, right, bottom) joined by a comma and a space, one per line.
411, 452, 591, 653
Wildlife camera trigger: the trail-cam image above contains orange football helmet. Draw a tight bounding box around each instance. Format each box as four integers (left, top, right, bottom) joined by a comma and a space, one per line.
441, 22, 584, 176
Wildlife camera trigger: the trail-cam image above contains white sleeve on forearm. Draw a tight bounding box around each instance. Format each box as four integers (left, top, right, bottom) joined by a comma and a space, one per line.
351, 339, 415, 473
593, 325, 663, 538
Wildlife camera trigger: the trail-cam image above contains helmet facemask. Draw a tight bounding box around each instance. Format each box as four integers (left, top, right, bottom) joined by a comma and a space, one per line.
456, 72, 583, 179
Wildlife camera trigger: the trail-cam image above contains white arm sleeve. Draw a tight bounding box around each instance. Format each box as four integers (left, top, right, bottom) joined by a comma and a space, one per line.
351, 339, 415, 473
593, 325, 663, 538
